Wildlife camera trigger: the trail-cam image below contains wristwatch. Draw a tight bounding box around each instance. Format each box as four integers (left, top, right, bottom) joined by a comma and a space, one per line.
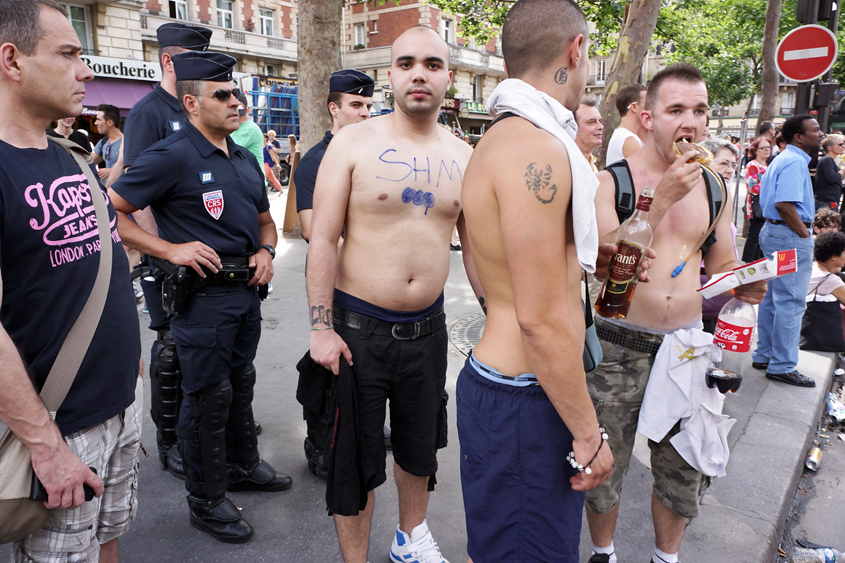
259, 244, 276, 258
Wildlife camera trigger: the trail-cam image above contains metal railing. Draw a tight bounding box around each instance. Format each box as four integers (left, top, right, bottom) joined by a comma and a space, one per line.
267, 38, 287, 50
712, 108, 730, 117
780, 107, 795, 116
225, 30, 246, 44
750, 108, 761, 117
587, 75, 607, 86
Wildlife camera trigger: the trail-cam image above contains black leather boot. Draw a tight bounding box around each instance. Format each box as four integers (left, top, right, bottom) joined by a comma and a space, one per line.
227, 459, 292, 492
187, 495, 254, 544
304, 436, 328, 480
182, 379, 254, 544
165, 444, 186, 480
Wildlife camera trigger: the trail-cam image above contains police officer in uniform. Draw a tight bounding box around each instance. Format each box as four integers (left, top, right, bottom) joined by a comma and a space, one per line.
110, 51, 290, 544
122, 22, 214, 479
295, 69, 374, 242
294, 69, 374, 480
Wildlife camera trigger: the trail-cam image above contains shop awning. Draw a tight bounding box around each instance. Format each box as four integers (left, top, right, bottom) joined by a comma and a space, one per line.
82, 77, 155, 117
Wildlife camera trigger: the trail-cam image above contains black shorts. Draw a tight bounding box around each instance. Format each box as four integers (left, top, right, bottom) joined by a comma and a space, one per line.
334, 308, 448, 490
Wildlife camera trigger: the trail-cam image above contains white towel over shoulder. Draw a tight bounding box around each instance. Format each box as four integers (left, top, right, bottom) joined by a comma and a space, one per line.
638, 328, 736, 478
487, 79, 599, 273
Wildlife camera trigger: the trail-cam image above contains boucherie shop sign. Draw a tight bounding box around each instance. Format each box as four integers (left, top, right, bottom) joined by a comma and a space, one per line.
81, 55, 162, 82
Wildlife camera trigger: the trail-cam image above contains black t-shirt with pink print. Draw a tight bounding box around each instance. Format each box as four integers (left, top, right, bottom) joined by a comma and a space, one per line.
0, 138, 140, 436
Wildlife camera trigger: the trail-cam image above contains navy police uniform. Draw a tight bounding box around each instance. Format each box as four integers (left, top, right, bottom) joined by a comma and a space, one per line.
122, 22, 211, 475
293, 69, 374, 480
113, 51, 289, 544
294, 69, 374, 214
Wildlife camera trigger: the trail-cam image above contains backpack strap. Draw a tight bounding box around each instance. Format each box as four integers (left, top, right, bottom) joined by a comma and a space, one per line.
606, 160, 636, 224
700, 165, 725, 254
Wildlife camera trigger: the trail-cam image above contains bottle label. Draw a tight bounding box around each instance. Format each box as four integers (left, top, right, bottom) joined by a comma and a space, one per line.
713, 319, 753, 353
636, 195, 654, 212
606, 241, 643, 294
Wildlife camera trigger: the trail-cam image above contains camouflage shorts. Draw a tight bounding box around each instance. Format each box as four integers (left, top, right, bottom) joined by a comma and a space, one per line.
584, 321, 710, 520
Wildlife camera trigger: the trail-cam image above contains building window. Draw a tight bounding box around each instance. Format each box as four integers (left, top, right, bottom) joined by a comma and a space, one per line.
354, 23, 365, 47
371, 20, 377, 33
782, 91, 795, 109
217, 0, 234, 29
751, 94, 761, 110
472, 75, 482, 102
373, 69, 378, 83
169, 0, 188, 20
259, 9, 274, 36
60, 3, 92, 52
595, 59, 607, 83
265, 64, 277, 76
441, 19, 452, 44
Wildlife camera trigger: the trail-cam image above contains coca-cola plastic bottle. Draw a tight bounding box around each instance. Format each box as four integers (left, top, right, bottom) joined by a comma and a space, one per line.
707, 297, 757, 393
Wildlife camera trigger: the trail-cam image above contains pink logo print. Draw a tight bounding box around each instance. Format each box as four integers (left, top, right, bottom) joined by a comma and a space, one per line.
25, 173, 116, 246
203, 190, 224, 220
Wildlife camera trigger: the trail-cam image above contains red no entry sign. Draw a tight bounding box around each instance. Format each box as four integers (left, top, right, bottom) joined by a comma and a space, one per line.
776, 25, 838, 82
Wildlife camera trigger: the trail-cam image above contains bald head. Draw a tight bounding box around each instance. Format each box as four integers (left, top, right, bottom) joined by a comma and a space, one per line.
502, 0, 587, 78
391, 25, 450, 68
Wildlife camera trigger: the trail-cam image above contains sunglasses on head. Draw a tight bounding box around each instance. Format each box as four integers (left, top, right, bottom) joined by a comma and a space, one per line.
208, 88, 241, 102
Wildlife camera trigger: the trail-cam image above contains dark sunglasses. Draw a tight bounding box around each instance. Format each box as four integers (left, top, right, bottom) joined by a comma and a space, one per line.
208, 88, 241, 102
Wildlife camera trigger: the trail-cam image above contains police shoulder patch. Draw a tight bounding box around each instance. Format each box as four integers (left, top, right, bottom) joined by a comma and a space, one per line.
170, 121, 182, 132
199, 171, 214, 184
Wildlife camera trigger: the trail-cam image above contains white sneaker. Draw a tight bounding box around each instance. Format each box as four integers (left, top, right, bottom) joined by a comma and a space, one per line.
388, 520, 449, 563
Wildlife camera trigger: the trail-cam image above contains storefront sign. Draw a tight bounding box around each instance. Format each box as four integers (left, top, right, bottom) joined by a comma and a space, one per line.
465, 101, 487, 114
441, 97, 459, 114
81, 55, 161, 82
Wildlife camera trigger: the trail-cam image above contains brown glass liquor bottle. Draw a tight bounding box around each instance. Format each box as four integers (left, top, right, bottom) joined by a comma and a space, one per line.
595, 187, 655, 319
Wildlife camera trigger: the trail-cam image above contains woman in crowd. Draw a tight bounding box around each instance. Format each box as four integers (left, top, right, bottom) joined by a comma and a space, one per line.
741, 136, 771, 263
263, 134, 284, 194
800, 230, 845, 353
814, 134, 845, 212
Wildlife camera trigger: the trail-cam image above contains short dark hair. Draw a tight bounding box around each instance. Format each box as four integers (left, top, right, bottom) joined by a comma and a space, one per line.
616, 84, 646, 116
814, 229, 845, 262
0, 0, 68, 56
501, 0, 588, 79
775, 134, 785, 147
326, 91, 343, 118
157, 45, 184, 65
757, 121, 775, 137
645, 63, 705, 111
781, 114, 815, 144
96, 104, 120, 128
574, 97, 596, 122
174, 80, 205, 115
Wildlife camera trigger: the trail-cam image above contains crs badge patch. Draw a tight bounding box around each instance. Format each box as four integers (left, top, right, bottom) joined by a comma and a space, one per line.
203, 190, 224, 220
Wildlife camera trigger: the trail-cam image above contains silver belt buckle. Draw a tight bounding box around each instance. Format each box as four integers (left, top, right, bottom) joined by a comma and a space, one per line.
392, 321, 421, 340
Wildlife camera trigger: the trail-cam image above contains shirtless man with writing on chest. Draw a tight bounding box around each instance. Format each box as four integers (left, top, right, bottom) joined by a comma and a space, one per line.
584, 63, 766, 563
306, 25, 479, 563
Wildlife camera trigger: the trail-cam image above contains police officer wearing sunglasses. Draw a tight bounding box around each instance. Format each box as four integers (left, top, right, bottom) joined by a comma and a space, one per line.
110, 51, 290, 544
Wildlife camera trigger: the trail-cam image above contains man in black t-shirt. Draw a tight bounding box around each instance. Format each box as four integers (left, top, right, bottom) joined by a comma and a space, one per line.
111, 51, 289, 544
46, 116, 91, 150
0, 2, 142, 561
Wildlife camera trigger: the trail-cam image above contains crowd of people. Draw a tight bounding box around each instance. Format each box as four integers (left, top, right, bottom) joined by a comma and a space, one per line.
0, 0, 840, 562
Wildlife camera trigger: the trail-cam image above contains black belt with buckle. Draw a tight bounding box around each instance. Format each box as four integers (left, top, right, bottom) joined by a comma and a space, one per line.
202, 255, 253, 284
767, 219, 812, 228
333, 306, 446, 340
594, 317, 664, 355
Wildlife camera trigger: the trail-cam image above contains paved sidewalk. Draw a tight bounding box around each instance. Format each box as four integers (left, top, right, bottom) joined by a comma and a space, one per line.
11, 193, 828, 563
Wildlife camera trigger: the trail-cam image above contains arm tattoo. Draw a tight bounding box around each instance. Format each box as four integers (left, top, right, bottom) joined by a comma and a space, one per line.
478, 296, 487, 316
554, 67, 568, 84
310, 305, 333, 327
525, 163, 558, 204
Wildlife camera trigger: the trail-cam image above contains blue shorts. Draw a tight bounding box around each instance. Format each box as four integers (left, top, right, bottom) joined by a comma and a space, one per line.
457, 355, 585, 563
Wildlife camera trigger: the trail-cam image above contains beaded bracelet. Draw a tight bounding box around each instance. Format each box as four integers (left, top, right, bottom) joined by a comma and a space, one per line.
566, 426, 609, 475
310, 326, 335, 331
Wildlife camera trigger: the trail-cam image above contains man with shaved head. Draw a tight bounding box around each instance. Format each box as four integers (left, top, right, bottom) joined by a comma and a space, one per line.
306, 25, 480, 563
459, 0, 613, 561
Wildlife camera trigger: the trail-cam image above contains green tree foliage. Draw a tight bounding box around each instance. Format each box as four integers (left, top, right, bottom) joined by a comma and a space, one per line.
424, 0, 627, 56
658, 0, 799, 111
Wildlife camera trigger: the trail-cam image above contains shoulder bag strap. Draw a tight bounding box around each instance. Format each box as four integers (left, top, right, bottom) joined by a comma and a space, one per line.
811, 273, 832, 302
39, 137, 113, 414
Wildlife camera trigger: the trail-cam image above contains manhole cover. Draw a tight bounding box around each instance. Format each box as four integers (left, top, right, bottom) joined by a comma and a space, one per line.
449, 311, 486, 357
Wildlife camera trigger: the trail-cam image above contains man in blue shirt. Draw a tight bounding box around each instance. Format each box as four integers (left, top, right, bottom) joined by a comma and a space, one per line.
753, 114, 824, 387
111, 51, 289, 544
92, 103, 123, 180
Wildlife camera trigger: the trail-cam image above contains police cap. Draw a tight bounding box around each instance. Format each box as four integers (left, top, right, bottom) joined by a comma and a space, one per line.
329, 69, 375, 97
173, 51, 236, 82
157, 23, 212, 51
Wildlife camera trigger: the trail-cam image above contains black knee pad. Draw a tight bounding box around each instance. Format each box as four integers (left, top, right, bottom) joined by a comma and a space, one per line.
185, 379, 233, 500
151, 328, 182, 450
